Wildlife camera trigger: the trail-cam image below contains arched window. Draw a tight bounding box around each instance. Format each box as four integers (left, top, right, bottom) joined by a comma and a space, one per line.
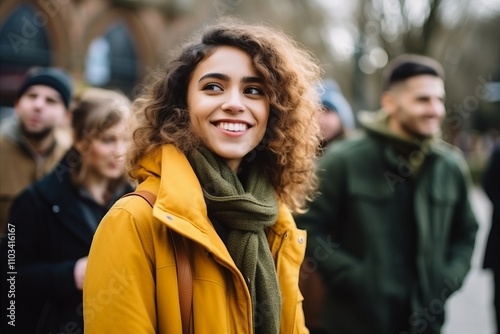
0, 4, 52, 68
84, 22, 138, 97
0, 4, 52, 109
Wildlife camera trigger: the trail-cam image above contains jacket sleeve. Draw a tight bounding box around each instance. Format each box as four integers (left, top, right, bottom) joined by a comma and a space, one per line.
443, 153, 478, 292
83, 202, 157, 333
295, 148, 366, 294
6, 186, 79, 300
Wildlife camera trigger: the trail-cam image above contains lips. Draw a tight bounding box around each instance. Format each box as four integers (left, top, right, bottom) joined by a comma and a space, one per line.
213, 121, 251, 132
28, 117, 42, 124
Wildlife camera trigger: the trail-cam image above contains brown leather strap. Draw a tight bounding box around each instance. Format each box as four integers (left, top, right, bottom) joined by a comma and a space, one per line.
169, 229, 193, 334
122, 190, 192, 333
123, 190, 157, 207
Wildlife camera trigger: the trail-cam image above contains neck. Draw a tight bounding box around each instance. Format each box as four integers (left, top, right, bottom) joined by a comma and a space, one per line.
23, 130, 56, 156
82, 174, 111, 206
387, 117, 414, 141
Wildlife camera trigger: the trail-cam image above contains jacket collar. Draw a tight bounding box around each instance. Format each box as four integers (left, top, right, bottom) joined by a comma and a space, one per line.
138, 145, 212, 231
359, 109, 440, 174
2, 117, 59, 160
359, 109, 440, 149
34, 160, 96, 244
136, 145, 295, 257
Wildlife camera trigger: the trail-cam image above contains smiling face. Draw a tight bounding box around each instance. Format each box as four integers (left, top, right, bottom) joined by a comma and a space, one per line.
187, 46, 270, 171
384, 75, 445, 139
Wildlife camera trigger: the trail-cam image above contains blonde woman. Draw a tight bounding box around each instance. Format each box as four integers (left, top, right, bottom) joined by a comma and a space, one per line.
84, 18, 322, 334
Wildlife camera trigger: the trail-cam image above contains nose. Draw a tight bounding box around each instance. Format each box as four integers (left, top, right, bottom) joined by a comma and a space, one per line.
220, 89, 244, 113
33, 96, 46, 109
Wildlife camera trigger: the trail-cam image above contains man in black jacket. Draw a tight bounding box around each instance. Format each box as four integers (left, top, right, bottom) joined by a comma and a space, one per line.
483, 143, 500, 332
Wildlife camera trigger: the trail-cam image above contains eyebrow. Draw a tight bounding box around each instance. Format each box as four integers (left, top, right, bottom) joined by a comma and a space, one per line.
198, 72, 263, 84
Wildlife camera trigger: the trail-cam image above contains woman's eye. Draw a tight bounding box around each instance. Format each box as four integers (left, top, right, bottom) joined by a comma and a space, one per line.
101, 137, 115, 144
245, 87, 264, 95
203, 83, 223, 91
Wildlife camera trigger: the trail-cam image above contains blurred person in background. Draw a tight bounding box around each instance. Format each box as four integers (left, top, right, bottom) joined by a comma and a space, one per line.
0, 87, 133, 334
296, 54, 478, 334
483, 143, 500, 333
0, 67, 73, 236
299, 78, 355, 332
317, 79, 355, 149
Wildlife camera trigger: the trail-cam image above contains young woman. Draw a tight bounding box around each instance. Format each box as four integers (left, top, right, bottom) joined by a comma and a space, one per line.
83, 18, 322, 334
1, 87, 133, 334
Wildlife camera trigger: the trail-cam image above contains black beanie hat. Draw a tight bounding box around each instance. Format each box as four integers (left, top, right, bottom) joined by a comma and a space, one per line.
17, 67, 74, 108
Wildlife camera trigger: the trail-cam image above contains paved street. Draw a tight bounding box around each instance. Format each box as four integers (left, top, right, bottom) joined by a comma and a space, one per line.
442, 186, 496, 334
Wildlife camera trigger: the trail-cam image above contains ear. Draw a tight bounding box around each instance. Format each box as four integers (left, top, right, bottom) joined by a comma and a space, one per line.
381, 91, 396, 115
14, 100, 21, 116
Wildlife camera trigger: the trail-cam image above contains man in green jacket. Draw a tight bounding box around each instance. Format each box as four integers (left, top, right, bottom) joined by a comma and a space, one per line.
296, 54, 478, 334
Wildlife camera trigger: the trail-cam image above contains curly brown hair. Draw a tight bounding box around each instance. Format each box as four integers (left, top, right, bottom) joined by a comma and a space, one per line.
129, 17, 322, 212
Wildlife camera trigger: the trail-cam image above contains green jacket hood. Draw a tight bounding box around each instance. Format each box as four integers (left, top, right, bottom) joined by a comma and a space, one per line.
358, 109, 440, 149
358, 109, 441, 173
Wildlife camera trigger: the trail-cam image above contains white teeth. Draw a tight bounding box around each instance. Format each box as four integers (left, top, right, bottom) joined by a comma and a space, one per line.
217, 122, 248, 132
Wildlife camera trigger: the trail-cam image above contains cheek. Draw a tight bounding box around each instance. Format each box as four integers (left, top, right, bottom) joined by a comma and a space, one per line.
260, 111, 271, 138
15, 101, 30, 117
96, 144, 113, 157
188, 112, 203, 137
437, 105, 446, 118
186, 84, 200, 119
46, 105, 64, 116
260, 116, 269, 137
187, 95, 206, 134
82, 143, 106, 161
82, 148, 98, 163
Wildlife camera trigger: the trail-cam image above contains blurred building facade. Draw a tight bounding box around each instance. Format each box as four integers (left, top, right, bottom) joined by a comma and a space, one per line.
0, 0, 329, 116
2, 0, 499, 173
0, 0, 216, 114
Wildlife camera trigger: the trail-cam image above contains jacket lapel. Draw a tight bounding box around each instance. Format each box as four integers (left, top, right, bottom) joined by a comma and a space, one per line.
37, 171, 96, 246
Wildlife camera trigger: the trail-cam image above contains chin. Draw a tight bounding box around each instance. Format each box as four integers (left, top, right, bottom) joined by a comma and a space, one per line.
414, 126, 437, 137
104, 171, 124, 180
214, 147, 250, 160
414, 132, 430, 137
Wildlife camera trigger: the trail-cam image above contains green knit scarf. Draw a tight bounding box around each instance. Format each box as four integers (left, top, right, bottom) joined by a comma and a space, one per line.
187, 148, 281, 334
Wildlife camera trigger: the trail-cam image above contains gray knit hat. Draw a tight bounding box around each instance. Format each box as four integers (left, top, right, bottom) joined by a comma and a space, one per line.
318, 79, 355, 131
17, 67, 74, 108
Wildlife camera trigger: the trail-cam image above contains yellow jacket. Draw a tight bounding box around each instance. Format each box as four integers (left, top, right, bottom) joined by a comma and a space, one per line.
83, 145, 308, 333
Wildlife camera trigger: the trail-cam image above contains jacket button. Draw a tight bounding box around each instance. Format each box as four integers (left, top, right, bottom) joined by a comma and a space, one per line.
298, 236, 304, 244
52, 205, 60, 213
166, 215, 173, 221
